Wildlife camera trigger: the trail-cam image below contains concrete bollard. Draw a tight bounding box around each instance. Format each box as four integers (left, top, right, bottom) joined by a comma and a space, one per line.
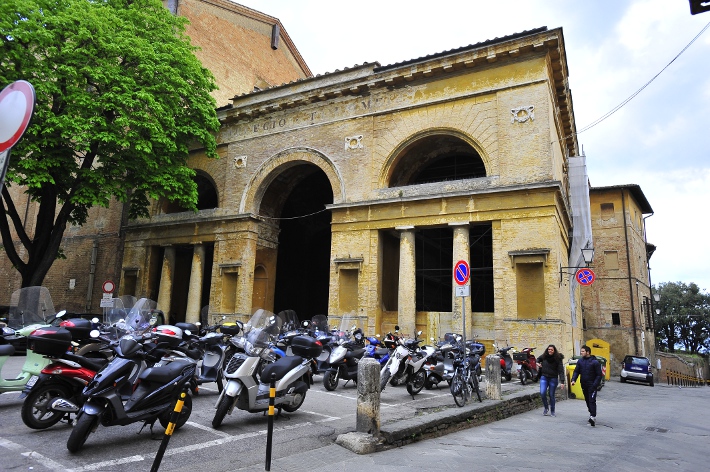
356, 357, 380, 435
486, 354, 502, 400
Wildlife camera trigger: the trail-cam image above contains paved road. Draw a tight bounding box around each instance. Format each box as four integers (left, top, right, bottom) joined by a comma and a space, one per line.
2, 353, 708, 471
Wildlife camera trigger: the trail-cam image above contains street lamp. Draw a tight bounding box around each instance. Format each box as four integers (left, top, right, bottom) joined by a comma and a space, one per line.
559, 246, 595, 284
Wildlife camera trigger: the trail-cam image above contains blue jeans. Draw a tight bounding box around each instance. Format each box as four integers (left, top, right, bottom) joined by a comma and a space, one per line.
539, 375, 558, 412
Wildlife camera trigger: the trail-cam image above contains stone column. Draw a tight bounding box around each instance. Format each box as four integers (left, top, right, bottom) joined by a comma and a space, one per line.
185, 244, 205, 324
157, 246, 175, 316
396, 226, 416, 337
356, 358, 380, 435
450, 223, 470, 337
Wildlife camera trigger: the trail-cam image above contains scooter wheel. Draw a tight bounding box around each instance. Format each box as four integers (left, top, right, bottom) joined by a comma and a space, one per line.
212, 395, 233, 429
67, 412, 97, 453
323, 370, 339, 391
159, 393, 192, 430
21, 383, 71, 430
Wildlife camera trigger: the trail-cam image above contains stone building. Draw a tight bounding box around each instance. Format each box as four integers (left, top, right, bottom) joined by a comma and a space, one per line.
582, 184, 656, 372
119, 26, 588, 357
0, 0, 311, 313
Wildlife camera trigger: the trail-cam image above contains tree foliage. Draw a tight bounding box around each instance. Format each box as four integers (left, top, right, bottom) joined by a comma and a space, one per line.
654, 282, 710, 354
0, 0, 220, 287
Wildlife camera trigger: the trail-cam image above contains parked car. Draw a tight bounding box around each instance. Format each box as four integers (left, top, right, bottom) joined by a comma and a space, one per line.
620, 355, 654, 386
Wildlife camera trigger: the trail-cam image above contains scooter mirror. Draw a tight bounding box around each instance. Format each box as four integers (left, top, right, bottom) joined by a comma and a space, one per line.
55, 310, 67, 319
394, 325, 400, 331
91, 317, 99, 323
89, 329, 100, 338
376, 334, 381, 337
417, 330, 422, 336
184, 330, 192, 336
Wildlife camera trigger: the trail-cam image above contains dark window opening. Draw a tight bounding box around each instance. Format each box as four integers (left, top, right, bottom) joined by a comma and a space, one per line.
415, 228, 453, 312
161, 173, 218, 214
388, 134, 486, 187
469, 223, 494, 312
612, 312, 620, 325
412, 154, 486, 184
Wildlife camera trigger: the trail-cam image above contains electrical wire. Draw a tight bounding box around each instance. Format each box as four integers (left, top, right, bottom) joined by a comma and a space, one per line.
256, 207, 329, 220
560, 18, 710, 143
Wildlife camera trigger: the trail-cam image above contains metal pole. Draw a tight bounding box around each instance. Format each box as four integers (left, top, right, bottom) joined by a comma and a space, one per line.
151, 388, 188, 472
265, 373, 276, 471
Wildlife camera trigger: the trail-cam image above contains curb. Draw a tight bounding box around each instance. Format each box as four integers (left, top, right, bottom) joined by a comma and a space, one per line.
337, 387, 566, 453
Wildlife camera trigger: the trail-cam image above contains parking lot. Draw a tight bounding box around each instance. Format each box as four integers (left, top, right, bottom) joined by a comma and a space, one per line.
0, 354, 477, 471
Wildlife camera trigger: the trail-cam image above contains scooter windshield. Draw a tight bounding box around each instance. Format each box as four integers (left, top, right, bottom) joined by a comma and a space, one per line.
334, 313, 365, 345
115, 298, 156, 336
242, 309, 282, 355
310, 315, 329, 336
8, 287, 55, 328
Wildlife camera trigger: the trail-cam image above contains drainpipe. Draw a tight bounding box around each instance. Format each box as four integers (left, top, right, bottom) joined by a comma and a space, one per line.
86, 240, 98, 312
621, 190, 638, 355
643, 212, 655, 355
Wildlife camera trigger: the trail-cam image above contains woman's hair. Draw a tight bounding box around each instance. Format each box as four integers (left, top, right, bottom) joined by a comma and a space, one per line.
543, 344, 562, 361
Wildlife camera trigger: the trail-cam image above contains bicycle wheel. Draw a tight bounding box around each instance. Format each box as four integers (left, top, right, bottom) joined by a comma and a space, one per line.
471, 371, 482, 402
450, 371, 466, 407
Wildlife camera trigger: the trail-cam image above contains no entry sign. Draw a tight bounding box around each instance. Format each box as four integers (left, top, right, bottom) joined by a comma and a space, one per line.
454, 260, 470, 286
0, 80, 35, 153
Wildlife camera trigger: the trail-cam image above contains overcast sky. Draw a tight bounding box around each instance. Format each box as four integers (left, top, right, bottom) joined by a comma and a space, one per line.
241, 0, 710, 292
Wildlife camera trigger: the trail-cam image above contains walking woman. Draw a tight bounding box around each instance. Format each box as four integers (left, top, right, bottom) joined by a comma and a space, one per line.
537, 344, 565, 416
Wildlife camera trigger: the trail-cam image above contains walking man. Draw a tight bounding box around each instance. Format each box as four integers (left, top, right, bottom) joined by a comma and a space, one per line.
570, 345, 602, 426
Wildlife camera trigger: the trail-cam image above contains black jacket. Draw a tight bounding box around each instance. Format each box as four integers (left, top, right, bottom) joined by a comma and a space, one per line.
571, 356, 602, 389
537, 354, 565, 383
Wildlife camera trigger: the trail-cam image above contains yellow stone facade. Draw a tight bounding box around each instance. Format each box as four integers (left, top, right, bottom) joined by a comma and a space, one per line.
120, 27, 587, 358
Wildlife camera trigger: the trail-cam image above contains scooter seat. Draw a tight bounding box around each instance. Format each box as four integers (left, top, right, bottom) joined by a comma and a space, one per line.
0, 344, 15, 357
139, 362, 188, 383
261, 356, 303, 382
63, 352, 108, 372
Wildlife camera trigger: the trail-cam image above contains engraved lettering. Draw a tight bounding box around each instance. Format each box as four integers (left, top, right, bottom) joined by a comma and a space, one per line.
253, 124, 259, 132
278, 118, 286, 127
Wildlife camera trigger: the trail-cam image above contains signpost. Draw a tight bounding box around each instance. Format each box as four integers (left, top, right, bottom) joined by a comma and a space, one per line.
0, 80, 36, 188
454, 260, 471, 346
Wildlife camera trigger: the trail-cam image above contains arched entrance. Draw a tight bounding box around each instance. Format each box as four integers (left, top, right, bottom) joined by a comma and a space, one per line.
258, 164, 333, 319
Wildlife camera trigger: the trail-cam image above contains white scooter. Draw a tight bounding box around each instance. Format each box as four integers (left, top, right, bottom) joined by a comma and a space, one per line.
379, 330, 437, 396
211, 309, 322, 428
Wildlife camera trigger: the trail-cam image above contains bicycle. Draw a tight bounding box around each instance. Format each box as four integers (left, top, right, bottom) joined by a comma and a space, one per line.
450, 344, 482, 407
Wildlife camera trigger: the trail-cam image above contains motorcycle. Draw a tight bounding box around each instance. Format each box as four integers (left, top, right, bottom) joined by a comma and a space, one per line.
211, 309, 322, 428
0, 287, 57, 395
514, 347, 540, 385
63, 299, 197, 453
379, 329, 436, 396
322, 314, 366, 391
493, 344, 515, 381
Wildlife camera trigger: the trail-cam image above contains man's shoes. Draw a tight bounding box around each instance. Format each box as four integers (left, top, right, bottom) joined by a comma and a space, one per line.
550, 411, 556, 417
588, 416, 595, 427
543, 408, 549, 416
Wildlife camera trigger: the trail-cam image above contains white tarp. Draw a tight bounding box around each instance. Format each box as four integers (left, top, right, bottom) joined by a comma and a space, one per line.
567, 154, 593, 327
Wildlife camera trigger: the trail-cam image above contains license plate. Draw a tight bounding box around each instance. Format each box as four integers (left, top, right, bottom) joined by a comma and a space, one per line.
26, 375, 38, 388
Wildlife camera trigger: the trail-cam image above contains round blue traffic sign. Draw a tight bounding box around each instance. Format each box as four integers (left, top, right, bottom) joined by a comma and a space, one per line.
575, 268, 595, 286
454, 260, 470, 286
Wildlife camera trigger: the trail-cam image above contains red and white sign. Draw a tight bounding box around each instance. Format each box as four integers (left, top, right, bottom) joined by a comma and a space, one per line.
575, 268, 595, 286
454, 260, 470, 286
0, 80, 35, 153
102, 280, 115, 293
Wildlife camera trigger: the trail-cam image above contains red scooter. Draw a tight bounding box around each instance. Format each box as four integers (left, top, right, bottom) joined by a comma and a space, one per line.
513, 347, 540, 385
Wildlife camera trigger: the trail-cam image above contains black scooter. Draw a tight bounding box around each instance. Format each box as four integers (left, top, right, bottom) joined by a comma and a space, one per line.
322, 326, 366, 391
495, 344, 515, 381
62, 328, 198, 453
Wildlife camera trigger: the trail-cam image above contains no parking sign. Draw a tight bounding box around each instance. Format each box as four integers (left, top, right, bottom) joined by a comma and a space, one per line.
575, 268, 595, 286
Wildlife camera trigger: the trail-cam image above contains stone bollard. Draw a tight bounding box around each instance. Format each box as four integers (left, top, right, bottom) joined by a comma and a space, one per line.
356, 357, 380, 435
486, 354, 502, 400
335, 358, 381, 454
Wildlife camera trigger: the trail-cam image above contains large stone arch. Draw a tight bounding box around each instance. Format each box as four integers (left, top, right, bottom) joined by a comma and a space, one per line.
378, 128, 491, 189
240, 147, 345, 215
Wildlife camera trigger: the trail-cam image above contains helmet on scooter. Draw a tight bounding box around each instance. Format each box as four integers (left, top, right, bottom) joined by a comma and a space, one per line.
153, 325, 184, 347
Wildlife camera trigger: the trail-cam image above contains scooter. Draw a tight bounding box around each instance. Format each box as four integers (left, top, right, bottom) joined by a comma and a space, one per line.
181, 321, 234, 394
322, 315, 366, 391
363, 335, 391, 369
20, 335, 108, 429
62, 303, 197, 453
1, 287, 59, 395
424, 333, 459, 389
494, 344, 515, 381
514, 347, 540, 385
212, 309, 322, 428
379, 329, 436, 396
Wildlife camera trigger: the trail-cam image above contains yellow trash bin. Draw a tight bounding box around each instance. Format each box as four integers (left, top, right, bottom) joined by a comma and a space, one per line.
566, 364, 585, 400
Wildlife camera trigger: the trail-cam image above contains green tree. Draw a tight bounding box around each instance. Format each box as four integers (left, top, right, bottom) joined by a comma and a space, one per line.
0, 0, 219, 287
654, 282, 710, 353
